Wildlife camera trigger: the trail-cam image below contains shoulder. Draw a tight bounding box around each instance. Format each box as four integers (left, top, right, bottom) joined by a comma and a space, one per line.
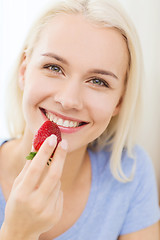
0, 139, 8, 146
0, 139, 8, 156
124, 145, 157, 187
129, 145, 152, 166
90, 145, 158, 194
119, 146, 160, 234
88, 146, 159, 235
89, 145, 152, 176
122, 145, 154, 177
0, 139, 9, 156
0, 139, 11, 166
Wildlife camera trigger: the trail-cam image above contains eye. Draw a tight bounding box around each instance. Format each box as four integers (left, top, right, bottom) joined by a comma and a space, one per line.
43, 64, 63, 74
90, 78, 110, 88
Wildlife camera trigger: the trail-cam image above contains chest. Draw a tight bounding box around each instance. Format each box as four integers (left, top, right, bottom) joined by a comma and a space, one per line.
39, 180, 91, 240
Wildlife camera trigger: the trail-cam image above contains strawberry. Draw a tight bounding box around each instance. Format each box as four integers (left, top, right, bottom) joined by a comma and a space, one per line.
26, 120, 62, 160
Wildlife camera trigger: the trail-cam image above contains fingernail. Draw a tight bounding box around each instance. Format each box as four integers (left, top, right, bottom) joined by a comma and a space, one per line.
60, 139, 68, 150
31, 146, 35, 152
48, 134, 57, 147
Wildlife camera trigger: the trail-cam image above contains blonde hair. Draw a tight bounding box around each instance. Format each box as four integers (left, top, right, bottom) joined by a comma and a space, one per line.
6, 0, 144, 182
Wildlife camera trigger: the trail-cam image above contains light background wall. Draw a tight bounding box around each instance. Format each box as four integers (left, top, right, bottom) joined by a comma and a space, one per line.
0, 0, 160, 199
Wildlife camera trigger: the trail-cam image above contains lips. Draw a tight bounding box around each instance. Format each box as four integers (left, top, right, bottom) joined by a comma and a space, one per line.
40, 107, 88, 129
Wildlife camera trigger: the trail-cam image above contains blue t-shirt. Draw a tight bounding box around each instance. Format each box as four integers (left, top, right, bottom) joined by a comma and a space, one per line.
0, 141, 159, 239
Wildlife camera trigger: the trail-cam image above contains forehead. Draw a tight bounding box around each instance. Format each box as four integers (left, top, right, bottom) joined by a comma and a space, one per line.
31, 14, 129, 78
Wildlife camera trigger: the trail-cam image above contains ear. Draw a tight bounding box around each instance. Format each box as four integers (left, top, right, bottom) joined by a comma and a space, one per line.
112, 97, 123, 117
19, 55, 27, 90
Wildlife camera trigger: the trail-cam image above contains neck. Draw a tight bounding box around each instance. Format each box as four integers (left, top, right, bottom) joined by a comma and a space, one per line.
61, 146, 89, 191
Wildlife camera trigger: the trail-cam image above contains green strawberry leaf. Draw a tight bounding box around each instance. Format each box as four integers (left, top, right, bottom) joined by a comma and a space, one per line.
26, 151, 37, 160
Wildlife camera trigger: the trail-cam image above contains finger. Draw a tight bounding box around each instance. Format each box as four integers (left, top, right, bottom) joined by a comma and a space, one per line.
45, 190, 64, 225
34, 180, 61, 212
23, 134, 57, 190
47, 180, 61, 203
54, 191, 64, 222
49, 139, 68, 177
13, 161, 31, 185
39, 139, 68, 195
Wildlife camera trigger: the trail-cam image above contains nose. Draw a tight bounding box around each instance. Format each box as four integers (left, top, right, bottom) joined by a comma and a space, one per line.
54, 79, 83, 111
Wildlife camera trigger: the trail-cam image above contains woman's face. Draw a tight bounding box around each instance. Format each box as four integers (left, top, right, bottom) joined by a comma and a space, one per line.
20, 14, 129, 152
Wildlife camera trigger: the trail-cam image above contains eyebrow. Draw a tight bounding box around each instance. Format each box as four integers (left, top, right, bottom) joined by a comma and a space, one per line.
88, 69, 118, 80
41, 53, 68, 65
41, 52, 118, 80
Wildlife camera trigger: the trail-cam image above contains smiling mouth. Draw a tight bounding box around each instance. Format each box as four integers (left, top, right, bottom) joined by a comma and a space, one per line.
40, 108, 87, 128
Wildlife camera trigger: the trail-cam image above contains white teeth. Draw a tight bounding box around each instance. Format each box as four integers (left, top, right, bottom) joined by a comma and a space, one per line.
57, 118, 63, 126
73, 122, 77, 127
53, 117, 58, 123
63, 120, 69, 127
50, 114, 54, 122
46, 112, 50, 119
45, 111, 80, 128
69, 121, 74, 127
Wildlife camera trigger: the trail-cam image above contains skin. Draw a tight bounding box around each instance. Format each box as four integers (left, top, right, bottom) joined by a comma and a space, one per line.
0, 14, 159, 240
20, 15, 127, 153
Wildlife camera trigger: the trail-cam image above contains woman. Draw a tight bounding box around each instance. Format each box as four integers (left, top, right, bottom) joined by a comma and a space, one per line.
0, 0, 159, 239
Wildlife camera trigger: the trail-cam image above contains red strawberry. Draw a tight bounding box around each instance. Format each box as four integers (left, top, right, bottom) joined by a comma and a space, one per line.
26, 120, 62, 160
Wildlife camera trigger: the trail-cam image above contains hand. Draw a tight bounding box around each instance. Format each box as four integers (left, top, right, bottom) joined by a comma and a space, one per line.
2, 135, 68, 239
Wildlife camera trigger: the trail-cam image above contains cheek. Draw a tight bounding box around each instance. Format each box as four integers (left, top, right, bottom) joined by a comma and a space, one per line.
89, 96, 118, 140
22, 84, 39, 107
89, 93, 119, 124
21, 82, 48, 133
21, 79, 46, 123
22, 68, 49, 107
